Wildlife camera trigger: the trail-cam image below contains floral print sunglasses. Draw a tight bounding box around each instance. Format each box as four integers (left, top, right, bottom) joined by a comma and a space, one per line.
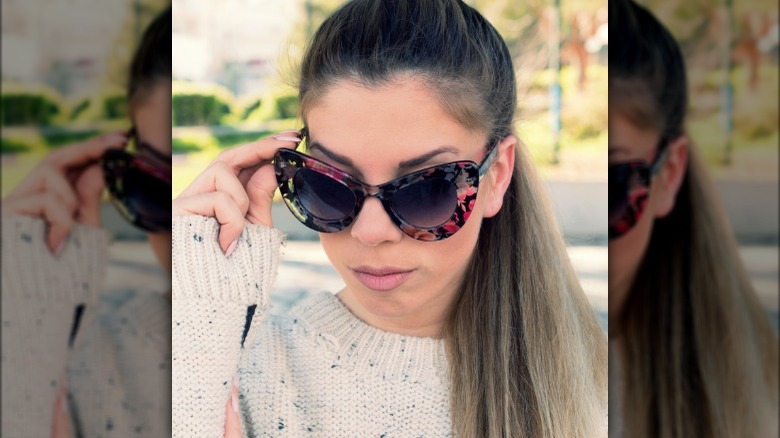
274, 130, 499, 241
608, 143, 669, 239
102, 127, 172, 232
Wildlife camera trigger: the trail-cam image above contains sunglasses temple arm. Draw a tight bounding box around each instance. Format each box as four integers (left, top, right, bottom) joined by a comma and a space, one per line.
478, 144, 500, 178
649, 145, 670, 176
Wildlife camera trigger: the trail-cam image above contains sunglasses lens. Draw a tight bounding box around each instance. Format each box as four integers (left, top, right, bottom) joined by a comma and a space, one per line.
104, 150, 171, 232
609, 168, 630, 224
608, 163, 650, 239
122, 169, 171, 226
294, 168, 356, 221
392, 178, 457, 228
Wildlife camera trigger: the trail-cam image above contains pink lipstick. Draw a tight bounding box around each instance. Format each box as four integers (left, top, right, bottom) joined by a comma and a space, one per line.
351, 266, 415, 291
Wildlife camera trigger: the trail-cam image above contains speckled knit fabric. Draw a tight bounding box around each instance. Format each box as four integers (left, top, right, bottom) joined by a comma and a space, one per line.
2, 216, 109, 437
172, 215, 453, 436
1, 216, 171, 437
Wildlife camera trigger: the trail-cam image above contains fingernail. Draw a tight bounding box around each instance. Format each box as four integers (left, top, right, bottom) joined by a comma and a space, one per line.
54, 241, 65, 256
279, 129, 301, 135
233, 373, 239, 388
272, 136, 302, 142
225, 239, 238, 257
61, 397, 68, 413
106, 135, 127, 143
231, 392, 239, 413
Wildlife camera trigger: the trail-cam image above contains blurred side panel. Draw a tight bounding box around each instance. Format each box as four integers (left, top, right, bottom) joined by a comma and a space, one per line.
2, 1, 171, 436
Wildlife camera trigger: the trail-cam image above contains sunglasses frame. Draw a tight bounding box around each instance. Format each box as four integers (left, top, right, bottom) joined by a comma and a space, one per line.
608, 143, 669, 239
274, 135, 499, 241
102, 127, 172, 232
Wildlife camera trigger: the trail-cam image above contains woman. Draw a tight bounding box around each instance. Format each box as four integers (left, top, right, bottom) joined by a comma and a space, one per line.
1, 6, 172, 437
173, 0, 606, 436
608, 0, 779, 436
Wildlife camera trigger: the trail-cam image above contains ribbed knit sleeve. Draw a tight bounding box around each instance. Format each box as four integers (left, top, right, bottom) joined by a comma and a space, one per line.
171, 215, 283, 437
1, 215, 109, 438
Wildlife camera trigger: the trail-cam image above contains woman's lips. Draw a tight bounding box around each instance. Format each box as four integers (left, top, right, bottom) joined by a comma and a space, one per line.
351, 266, 415, 291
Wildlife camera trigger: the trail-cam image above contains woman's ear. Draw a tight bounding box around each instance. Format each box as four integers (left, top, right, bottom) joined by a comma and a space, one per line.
483, 135, 516, 218
654, 134, 688, 218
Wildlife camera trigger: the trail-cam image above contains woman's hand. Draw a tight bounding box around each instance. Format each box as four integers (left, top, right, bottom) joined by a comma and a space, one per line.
1, 131, 127, 253
51, 379, 71, 438
224, 374, 242, 438
172, 131, 301, 254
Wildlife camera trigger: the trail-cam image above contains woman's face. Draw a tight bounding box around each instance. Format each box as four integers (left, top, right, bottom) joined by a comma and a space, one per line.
608, 112, 689, 337
306, 78, 514, 338
132, 82, 172, 273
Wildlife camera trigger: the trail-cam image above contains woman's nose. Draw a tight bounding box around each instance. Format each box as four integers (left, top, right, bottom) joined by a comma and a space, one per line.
349, 197, 404, 246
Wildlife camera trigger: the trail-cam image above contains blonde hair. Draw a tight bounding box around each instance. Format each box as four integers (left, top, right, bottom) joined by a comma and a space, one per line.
298, 0, 607, 435
447, 139, 607, 436
618, 145, 778, 437
612, 0, 779, 435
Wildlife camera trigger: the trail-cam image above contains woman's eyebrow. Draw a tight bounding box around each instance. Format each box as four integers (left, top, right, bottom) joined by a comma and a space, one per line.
309, 140, 459, 171
398, 146, 459, 170
308, 141, 354, 168
608, 146, 629, 157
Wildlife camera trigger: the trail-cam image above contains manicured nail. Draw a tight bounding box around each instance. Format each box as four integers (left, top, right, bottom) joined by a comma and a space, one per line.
233, 373, 239, 388
279, 129, 301, 136
225, 239, 238, 257
272, 136, 302, 142
54, 241, 65, 256
106, 134, 127, 143
231, 392, 239, 413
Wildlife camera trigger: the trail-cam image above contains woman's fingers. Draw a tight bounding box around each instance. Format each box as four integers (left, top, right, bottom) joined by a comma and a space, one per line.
174, 131, 302, 250
3, 193, 75, 253
214, 134, 300, 175
2, 131, 128, 240
224, 374, 242, 438
3, 168, 79, 216
46, 130, 127, 170
179, 161, 250, 217
73, 163, 105, 228
51, 380, 72, 438
173, 192, 247, 253
245, 164, 278, 228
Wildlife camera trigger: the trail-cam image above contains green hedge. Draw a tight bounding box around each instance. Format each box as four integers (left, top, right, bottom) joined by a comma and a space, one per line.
216, 130, 272, 148
172, 137, 209, 154
103, 94, 128, 120
1, 138, 31, 154
275, 95, 299, 119
44, 128, 102, 148
1, 92, 60, 126
69, 98, 91, 121
173, 81, 234, 126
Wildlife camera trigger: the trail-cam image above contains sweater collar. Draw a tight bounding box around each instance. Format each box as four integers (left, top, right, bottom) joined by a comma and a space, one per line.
289, 292, 449, 386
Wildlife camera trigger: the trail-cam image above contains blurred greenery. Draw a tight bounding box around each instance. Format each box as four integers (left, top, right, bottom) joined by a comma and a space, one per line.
172, 81, 234, 126
1, 84, 62, 126
1, 0, 169, 198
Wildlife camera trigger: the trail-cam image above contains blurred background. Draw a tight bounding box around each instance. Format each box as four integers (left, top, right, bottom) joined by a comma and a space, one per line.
637, 0, 778, 326
1, 0, 170, 237
1, 0, 171, 296
171, 0, 610, 328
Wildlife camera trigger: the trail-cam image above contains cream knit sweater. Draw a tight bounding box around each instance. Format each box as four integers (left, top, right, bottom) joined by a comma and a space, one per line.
172, 215, 452, 437
1, 216, 171, 437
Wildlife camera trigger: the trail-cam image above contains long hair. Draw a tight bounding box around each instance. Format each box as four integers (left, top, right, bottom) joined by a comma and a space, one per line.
611, 1, 779, 436
298, 1, 608, 435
